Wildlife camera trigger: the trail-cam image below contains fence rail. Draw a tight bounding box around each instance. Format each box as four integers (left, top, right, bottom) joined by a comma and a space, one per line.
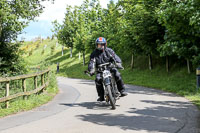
0, 69, 50, 108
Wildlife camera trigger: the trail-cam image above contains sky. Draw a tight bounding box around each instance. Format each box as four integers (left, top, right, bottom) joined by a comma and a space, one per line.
18, 0, 117, 41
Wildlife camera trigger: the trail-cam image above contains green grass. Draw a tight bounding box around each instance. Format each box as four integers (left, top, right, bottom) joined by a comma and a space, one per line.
0, 39, 59, 118
121, 67, 196, 95
186, 94, 200, 107
0, 72, 58, 117
0, 71, 58, 118
17, 39, 200, 110
0, 93, 53, 118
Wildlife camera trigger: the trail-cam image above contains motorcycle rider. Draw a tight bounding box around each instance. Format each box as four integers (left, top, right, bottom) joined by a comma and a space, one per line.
88, 37, 128, 101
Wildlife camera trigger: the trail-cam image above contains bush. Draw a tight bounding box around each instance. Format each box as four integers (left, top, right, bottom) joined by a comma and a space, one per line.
0, 42, 27, 76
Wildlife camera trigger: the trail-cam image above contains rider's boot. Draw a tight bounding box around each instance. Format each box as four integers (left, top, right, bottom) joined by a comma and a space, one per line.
116, 79, 128, 97
120, 90, 128, 97
96, 84, 105, 101
97, 96, 105, 102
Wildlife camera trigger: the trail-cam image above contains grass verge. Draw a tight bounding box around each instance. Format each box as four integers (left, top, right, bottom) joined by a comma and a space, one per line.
0, 71, 58, 118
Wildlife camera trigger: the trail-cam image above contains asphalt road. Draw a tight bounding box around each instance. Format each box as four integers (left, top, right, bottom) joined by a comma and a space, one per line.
0, 77, 199, 133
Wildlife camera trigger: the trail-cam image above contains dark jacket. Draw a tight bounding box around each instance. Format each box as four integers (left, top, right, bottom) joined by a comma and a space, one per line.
88, 47, 121, 71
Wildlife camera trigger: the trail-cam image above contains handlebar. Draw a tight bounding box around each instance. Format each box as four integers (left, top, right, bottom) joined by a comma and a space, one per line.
85, 61, 124, 77
98, 62, 124, 70
98, 62, 110, 68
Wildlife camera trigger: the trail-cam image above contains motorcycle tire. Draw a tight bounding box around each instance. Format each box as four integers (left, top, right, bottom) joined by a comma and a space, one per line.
106, 85, 116, 109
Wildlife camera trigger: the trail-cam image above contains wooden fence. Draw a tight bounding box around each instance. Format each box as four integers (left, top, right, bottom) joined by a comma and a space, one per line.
0, 69, 50, 108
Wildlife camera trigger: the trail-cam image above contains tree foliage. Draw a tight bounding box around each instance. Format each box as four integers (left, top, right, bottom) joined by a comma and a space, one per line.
0, 0, 53, 74
53, 0, 200, 70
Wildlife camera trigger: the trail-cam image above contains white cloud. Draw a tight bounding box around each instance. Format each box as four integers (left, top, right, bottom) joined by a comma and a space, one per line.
37, 0, 110, 23
19, 0, 112, 41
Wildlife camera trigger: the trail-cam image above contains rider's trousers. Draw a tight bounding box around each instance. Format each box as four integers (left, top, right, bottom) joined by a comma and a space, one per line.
95, 68, 125, 97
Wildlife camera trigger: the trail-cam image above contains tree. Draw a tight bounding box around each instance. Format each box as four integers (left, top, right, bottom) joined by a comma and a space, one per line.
117, 0, 142, 69
103, 1, 122, 52
157, 0, 200, 73
85, 0, 105, 52
74, 5, 89, 65
52, 6, 77, 58
0, 0, 53, 74
119, 0, 164, 70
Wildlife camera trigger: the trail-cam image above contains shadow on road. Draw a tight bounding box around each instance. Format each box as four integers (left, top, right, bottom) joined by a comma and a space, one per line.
59, 79, 200, 132
60, 99, 199, 133
60, 102, 120, 110
77, 113, 178, 132
78, 101, 199, 132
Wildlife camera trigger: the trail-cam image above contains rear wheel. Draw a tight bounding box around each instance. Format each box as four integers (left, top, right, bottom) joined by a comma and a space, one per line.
106, 85, 116, 109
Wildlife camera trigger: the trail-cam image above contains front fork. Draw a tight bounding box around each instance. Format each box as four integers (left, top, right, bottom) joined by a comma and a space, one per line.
103, 77, 119, 102
103, 77, 111, 102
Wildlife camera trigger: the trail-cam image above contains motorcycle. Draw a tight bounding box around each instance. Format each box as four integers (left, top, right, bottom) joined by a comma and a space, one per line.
85, 62, 123, 110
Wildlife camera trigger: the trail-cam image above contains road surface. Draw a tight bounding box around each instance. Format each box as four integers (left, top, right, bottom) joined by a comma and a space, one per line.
0, 77, 199, 133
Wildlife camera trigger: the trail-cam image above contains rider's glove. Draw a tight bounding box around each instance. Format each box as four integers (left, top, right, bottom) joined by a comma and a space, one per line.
116, 63, 124, 69
89, 69, 95, 75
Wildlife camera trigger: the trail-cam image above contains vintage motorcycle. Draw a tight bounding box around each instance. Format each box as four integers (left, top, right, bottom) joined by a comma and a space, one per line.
85, 62, 123, 109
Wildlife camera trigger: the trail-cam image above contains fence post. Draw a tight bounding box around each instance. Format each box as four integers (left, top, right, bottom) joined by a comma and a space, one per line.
56, 62, 59, 73
6, 82, 9, 108
0, 69, 50, 108
47, 71, 49, 83
44, 71, 49, 91
22, 79, 27, 100
34, 76, 37, 89
196, 67, 200, 91
41, 74, 44, 92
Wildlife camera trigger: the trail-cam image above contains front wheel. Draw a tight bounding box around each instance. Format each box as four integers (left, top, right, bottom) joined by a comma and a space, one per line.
106, 85, 116, 109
